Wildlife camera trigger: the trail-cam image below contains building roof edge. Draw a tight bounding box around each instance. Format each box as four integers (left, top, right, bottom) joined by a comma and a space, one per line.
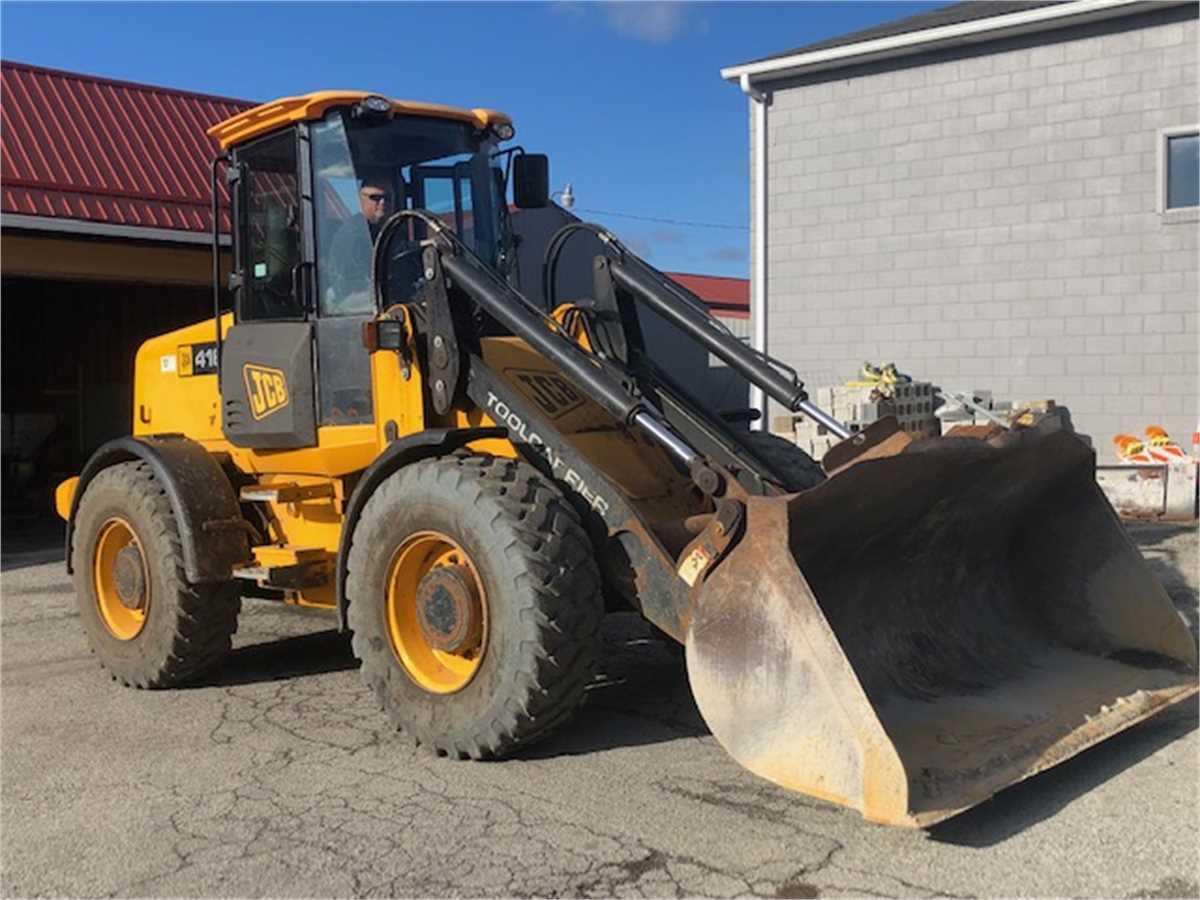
720, 0, 1186, 85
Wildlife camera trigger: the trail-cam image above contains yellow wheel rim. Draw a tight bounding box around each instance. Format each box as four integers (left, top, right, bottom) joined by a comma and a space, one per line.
92, 517, 149, 641
385, 531, 488, 694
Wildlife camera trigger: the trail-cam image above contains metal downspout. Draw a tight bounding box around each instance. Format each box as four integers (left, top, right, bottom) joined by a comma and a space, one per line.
740, 74, 770, 431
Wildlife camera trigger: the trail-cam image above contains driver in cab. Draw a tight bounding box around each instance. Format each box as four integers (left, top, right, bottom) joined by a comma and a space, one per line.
326, 173, 423, 313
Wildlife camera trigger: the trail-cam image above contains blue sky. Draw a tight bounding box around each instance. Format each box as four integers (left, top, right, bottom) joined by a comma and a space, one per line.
2, 1, 944, 277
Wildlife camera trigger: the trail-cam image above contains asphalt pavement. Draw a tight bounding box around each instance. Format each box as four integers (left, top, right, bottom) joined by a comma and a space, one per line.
1, 521, 1197, 899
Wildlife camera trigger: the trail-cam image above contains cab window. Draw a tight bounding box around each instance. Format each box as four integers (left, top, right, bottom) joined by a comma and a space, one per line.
238, 130, 303, 321
412, 163, 475, 250
313, 115, 380, 316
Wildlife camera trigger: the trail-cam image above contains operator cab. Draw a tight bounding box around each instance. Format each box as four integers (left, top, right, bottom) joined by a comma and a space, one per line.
206, 93, 547, 449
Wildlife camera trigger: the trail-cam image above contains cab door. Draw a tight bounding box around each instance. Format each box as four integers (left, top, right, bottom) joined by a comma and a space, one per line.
220, 128, 318, 449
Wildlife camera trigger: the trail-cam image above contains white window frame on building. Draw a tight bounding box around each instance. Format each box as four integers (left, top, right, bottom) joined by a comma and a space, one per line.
1156, 123, 1199, 220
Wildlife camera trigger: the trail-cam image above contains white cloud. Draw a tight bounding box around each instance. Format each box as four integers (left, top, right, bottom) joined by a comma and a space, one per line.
602, 1, 691, 44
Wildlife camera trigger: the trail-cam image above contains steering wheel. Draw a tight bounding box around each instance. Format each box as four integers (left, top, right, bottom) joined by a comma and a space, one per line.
385, 242, 427, 301
391, 241, 424, 268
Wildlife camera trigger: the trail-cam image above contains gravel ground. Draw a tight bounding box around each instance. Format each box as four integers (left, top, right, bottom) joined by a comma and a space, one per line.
1, 520, 1196, 899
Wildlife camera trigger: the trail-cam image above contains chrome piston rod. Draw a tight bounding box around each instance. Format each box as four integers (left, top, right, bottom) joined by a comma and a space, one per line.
796, 400, 853, 440
633, 410, 702, 468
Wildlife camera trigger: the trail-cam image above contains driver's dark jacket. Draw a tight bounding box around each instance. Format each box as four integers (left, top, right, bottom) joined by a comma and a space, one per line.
328, 213, 378, 299
328, 213, 424, 307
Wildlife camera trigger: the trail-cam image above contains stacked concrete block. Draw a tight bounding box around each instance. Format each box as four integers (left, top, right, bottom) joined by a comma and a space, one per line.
887, 382, 940, 438
807, 382, 938, 436
790, 381, 940, 461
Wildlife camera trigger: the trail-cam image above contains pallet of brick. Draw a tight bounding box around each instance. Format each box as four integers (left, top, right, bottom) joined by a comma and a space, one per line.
830, 385, 888, 423
852, 382, 938, 438
809, 385, 889, 431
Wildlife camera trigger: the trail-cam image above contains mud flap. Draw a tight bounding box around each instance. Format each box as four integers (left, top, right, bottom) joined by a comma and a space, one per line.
686, 428, 1198, 827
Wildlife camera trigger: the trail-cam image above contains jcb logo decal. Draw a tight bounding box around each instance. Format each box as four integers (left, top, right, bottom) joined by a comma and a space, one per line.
243, 364, 289, 420
508, 369, 584, 419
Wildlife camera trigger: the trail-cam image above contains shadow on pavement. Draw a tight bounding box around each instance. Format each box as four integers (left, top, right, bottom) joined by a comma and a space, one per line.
196, 609, 703, 755
930, 692, 1198, 847
1128, 522, 1199, 640
526, 613, 709, 758
200, 629, 359, 687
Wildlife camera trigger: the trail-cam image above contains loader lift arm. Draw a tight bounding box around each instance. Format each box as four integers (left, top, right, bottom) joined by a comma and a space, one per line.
376, 209, 862, 508
377, 207, 860, 504
374, 211, 723, 488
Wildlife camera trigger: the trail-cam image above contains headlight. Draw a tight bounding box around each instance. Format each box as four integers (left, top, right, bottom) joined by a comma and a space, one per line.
493, 122, 515, 141
361, 95, 392, 113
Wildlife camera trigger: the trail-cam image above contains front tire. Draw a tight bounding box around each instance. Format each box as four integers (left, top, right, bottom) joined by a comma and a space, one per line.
71, 461, 241, 688
346, 455, 603, 758
741, 431, 826, 492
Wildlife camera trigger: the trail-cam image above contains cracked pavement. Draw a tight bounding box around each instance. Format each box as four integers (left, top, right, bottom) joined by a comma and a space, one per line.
1, 522, 1197, 898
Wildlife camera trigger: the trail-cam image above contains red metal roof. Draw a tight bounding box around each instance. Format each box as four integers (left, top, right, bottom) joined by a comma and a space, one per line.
664, 271, 749, 318
1, 60, 251, 233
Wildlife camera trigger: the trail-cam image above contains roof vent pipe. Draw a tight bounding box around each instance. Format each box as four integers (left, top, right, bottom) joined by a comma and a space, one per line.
740, 74, 770, 431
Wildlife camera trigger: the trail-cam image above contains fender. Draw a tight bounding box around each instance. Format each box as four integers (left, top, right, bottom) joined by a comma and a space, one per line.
335, 427, 506, 631
65, 435, 250, 584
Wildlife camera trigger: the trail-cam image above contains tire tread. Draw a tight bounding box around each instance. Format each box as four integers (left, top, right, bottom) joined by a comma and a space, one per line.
741, 431, 826, 492
72, 461, 240, 688
346, 454, 602, 758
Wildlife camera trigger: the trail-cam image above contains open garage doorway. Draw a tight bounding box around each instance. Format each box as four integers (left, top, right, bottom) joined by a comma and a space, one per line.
2, 275, 215, 543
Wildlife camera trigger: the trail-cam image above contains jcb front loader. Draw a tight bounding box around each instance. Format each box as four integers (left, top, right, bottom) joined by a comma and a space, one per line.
55, 92, 1197, 827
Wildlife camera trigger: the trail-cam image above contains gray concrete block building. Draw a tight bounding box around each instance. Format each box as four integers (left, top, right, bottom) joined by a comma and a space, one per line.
723, 0, 1198, 457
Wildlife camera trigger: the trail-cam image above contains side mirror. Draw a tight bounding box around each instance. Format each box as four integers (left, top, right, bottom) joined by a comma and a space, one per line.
513, 154, 549, 209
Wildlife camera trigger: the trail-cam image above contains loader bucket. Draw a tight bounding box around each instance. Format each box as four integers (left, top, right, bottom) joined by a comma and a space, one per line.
686, 428, 1198, 827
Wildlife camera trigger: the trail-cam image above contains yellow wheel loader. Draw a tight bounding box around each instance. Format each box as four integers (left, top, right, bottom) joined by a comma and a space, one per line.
55, 91, 1197, 827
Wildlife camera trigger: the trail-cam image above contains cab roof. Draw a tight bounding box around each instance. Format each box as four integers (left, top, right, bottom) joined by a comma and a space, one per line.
206, 90, 512, 150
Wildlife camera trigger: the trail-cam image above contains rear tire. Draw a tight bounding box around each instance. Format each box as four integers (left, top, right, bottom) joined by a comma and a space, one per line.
71, 461, 241, 688
346, 454, 603, 758
741, 432, 826, 492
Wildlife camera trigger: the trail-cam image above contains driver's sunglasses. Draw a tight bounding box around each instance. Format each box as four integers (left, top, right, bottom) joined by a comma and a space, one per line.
362, 192, 390, 204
